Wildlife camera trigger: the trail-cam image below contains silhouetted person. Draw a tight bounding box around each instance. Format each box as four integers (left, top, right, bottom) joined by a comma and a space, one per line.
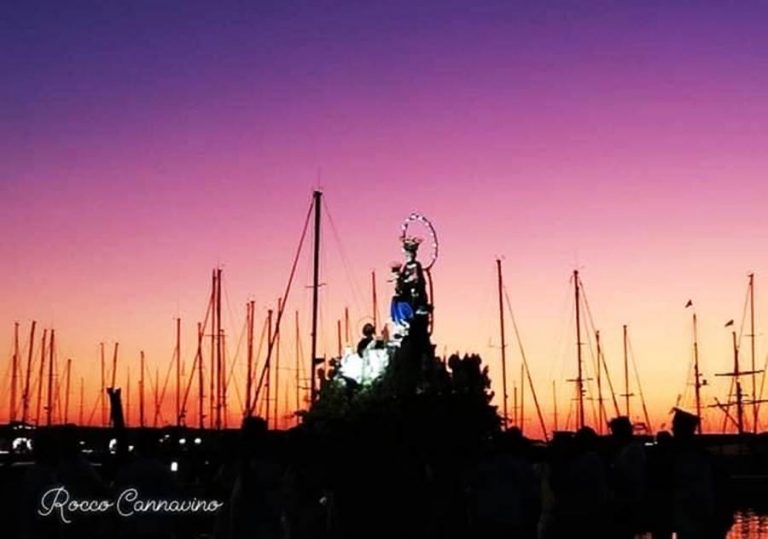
468, 428, 540, 538
18, 428, 60, 539
670, 409, 733, 539
115, 428, 179, 539
356, 323, 376, 356
56, 425, 108, 539
552, 427, 610, 538
225, 417, 284, 539
648, 430, 675, 539
608, 416, 647, 537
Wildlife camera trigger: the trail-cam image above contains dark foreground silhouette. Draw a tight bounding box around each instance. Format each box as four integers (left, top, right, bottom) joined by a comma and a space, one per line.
0, 333, 743, 539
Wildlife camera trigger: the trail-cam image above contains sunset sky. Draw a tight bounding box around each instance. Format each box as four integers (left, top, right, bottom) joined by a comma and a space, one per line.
3, 1, 768, 435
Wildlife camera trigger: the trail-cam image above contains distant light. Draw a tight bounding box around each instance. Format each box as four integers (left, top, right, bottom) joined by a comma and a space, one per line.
12, 437, 32, 452
194, 437, 202, 445
170, 461, 178, 472
128, 445, 135, 452
108, 438, 118, 453
179, 438, 186, 445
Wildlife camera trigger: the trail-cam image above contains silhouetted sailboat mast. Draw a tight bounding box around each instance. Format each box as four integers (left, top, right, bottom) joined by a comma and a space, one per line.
21, 321, 36, 424
310, 190, 322, 404
9, 322, 19, 423
573, 270, 586, 430
496, 258, 509, 426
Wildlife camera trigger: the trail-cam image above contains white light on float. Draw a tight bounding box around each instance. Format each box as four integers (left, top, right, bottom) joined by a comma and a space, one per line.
339, 348, 389, 384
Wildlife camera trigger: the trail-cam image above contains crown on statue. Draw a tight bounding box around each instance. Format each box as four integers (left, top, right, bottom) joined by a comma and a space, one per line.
401, 236, 423, 252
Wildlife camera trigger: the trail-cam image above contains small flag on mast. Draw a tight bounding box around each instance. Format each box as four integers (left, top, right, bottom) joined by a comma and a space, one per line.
685, 300, 693, 308
725, 319, 734, 327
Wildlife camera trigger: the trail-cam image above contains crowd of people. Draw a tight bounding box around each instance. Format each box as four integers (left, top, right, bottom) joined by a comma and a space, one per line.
2, 405, 736, 539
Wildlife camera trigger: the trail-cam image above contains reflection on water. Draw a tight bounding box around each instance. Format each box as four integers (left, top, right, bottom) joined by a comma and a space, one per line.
635, 512, 768, 539
728, 511, 768, 539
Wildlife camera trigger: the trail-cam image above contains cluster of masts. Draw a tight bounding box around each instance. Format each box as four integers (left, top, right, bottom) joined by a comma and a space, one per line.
703, 273, 767, 434
2, 191, 388, 431
4, 190, 767, 436
495, 265, 653, 441
494, 267, 768, 438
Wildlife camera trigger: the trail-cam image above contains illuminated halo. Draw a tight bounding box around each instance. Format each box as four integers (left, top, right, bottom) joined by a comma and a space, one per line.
400, 213, 438, 270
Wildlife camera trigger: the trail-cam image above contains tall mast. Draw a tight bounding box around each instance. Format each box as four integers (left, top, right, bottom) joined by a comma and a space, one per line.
519, 362, 525, 433
216, 267, 223, 429
222, 331, 228, 428
512, 384, 517, 426
274, 298, 282, 429
210, 269, 216, 429
496, 259, 509, 426
79, 377, 84, 426
64, 358, 71, 424
733, 331, 744, 434
197, 323, 204, 429
336, 320, 342, 357
10, 322, 19, 423
553, 380, 558, 432
126, 366, 131, 426
46, 329, 55, 426
154, 367, 160, 427
22, 321, 36, 424
100, 342, 106, 426
140, 350, 146, 428
574, 270, 585, 430
111, 343, 119, 389
176, 317, 181, 427
372, 271, 378, 330
344, 307, 350, 345
245, 302, 254, 417
310, 190, 322, 404
692, 311, 702, 434
596, 330, 604, 434
35, 330, 47, 426
295, 310, 301, 418
749, 273, 757, 432
623, 324, 632, 419
266, 309, 273, 426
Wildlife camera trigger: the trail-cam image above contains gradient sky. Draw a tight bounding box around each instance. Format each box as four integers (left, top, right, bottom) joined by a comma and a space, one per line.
3, 0, 768, 435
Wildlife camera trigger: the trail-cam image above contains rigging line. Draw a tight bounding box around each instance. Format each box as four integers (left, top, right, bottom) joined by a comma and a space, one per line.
251, 198, 314, 415
247, 314, 270, 413
578, 277, 621, 417
580, 313, 601, 427
554, 291, 576, 392
157, 341, 177, 420
323, 199, 366, 317
179, 330, 204, 424
503, 286, 549, 441
680, 348, 695, 409
86, 344, 103, 425
179, 285, 215, 418
225, 344, 244, 416
224, 311, 247, 400
756, 351, 768, 419
600, 344, 621, 418
737, 279, 750, 349
627, 336, 653, 432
